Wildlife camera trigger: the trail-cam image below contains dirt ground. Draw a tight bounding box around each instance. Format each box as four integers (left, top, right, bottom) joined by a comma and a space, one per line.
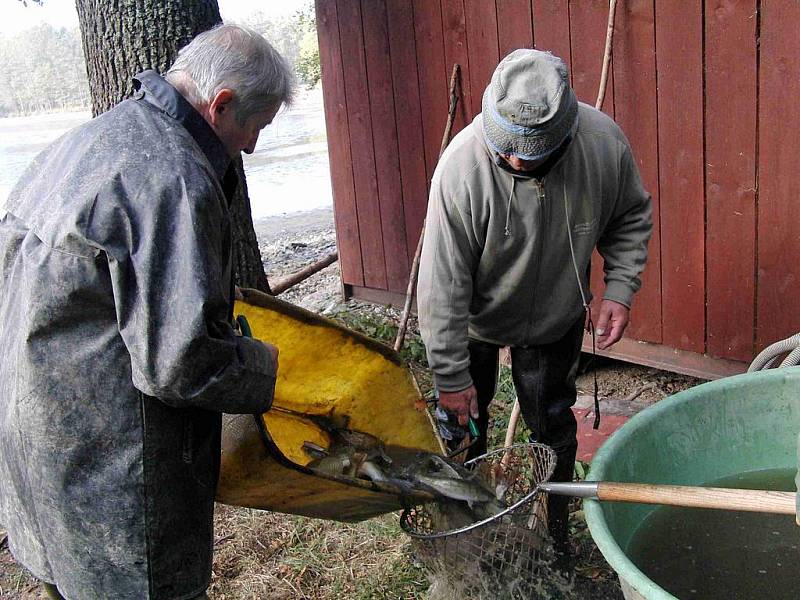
0, 209, 705, 599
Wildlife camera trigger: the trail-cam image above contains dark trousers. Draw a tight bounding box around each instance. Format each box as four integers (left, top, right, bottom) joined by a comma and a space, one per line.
463, 316, 584, 551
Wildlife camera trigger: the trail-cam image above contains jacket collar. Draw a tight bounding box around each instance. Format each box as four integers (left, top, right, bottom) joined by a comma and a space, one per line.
133, 70, 231, 182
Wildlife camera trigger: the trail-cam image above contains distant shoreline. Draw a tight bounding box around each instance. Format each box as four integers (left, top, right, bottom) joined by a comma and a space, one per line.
253, 207, 333, 240
0, 109, 92, 121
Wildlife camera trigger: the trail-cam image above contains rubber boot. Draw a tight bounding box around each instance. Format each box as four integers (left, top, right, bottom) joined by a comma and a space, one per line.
42, 583, 66, 600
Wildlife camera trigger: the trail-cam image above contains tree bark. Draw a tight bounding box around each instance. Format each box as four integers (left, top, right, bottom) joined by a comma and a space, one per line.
75, 0, 271, 291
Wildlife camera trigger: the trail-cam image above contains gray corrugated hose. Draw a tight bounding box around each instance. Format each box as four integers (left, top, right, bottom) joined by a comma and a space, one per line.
747, 333, 800, 371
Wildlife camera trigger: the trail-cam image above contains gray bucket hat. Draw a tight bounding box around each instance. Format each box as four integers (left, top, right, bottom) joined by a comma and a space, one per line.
482, 49, 578, 161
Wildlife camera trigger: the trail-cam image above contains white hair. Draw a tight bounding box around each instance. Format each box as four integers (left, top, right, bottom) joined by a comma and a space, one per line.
166, 23, 295, 123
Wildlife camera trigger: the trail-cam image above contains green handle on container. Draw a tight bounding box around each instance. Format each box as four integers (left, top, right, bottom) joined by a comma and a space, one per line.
468, 417, 480, 439
236, 314, 252, 338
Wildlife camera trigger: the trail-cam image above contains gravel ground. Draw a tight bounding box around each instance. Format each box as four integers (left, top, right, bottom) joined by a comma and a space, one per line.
255, 208, 342, 313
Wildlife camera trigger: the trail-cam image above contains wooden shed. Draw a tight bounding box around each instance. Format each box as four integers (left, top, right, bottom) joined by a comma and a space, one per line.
314, 0, 800, 380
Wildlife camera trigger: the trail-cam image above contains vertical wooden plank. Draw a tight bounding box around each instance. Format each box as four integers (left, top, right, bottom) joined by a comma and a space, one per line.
336, 0, 387, 289
705, 0, 757, 361
412, 0, 449, 183
531, 0, 571, 73
441, 0, 474, 137
655, 0, 705, 354
315, 0, 363, 286
611, 0, 661, 343
496, 0, 533, 58
568, 0, 614, 114
387, 0, 430, 259
464, 1, 500, 117
757, 0, 800, 349
361, 0, 409, 293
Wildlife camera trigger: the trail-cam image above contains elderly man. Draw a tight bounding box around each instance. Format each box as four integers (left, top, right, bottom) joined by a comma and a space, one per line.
0, 25, 292, 599
418, 49, 652, 561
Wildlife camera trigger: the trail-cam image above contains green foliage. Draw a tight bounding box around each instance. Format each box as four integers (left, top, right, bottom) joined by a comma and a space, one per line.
243, 1, 321, 90
0, 23, 89, 116
2, 2, 322, 117
486, 366, 530, 450
574, 459, 590, 481
327, 307, 428, 367
295, 12, 321, 89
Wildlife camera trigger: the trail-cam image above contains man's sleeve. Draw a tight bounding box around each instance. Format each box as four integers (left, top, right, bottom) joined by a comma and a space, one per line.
597, 145, 653, 307
418, 177, 476, 392
97, 169, 276, 414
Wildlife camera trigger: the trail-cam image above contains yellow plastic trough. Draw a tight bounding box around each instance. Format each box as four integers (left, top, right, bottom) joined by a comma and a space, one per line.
216, 288, 443, 522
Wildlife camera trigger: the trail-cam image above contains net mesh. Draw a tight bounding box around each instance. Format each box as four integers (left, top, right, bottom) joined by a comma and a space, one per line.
401, 443, 558, 599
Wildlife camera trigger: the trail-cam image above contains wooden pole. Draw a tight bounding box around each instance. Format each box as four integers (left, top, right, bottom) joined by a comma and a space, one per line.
393, 64, 461, 353
595, 0, 618, 111
500, 399, 521, 469
271, 251, 339, 295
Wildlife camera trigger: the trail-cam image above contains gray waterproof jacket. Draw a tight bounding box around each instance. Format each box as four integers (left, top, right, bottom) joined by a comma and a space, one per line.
0, 71, 276, 599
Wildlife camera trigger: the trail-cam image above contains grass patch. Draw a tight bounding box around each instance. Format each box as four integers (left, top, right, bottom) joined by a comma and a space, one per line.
210, 507, 429, 599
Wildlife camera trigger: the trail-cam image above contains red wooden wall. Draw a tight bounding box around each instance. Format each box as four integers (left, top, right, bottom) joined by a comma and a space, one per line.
315, 0, 800, 379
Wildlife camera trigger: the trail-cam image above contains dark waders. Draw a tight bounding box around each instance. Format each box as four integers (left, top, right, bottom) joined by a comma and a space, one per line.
443, 316, 584, 556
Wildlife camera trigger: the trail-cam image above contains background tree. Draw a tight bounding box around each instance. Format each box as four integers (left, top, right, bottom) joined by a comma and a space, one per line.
74, 0, 271, 292
0, 24, 89, 115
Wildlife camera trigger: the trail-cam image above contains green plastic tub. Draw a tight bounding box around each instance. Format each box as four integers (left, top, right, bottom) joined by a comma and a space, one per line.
584, 367, 800, 600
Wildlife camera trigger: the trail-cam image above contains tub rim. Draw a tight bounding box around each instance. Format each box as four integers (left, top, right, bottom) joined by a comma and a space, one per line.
583, 367, 800, 600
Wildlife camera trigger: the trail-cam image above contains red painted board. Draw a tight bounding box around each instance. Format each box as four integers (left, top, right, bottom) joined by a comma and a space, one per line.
568, 0, 614, 115
611, 0, 661, 344
757, 0, 800, 350
464, 1, 500, 118
412, 0, 449, 185
361, 0, 410, 293
386, 0, 430, 259
336, 0, 387, 289
573, 408, 629, 463
315, 0, 363, 287
655, 0, 705, 354
531, 0, 571, 74
497, 0, 534, 59
441, 0, 473, 138
704, 0, 757, 361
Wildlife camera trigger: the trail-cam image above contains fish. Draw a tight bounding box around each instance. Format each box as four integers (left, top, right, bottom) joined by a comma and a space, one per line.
307, 454, 352, 476
302, 427, 508, 524
415, 472, 496, 505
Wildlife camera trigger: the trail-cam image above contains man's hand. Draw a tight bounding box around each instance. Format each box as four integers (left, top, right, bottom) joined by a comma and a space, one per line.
438, 385, 479, 426
593, 299, 630, 350
234, 285, 244, 301
263, 341, 279, 373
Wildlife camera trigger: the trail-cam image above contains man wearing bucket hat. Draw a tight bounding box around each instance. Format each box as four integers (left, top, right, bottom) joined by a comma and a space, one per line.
418, 49, 652, 562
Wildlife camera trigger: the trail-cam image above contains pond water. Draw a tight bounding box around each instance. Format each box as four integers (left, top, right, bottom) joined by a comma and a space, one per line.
0, 89, 332, 220
626, 468, 800, 599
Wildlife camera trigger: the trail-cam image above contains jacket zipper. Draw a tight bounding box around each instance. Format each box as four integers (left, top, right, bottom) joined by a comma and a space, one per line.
527, 177, 547, 339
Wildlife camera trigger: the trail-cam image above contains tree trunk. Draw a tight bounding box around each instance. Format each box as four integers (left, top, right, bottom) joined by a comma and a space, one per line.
75, 0, 272, 292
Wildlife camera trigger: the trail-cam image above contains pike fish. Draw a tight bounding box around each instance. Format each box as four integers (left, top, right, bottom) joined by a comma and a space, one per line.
302, 426, 508, 523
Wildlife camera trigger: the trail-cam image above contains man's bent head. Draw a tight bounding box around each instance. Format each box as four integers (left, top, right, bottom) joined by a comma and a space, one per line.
482, 49, 578, 163
166, 24, 295, 157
